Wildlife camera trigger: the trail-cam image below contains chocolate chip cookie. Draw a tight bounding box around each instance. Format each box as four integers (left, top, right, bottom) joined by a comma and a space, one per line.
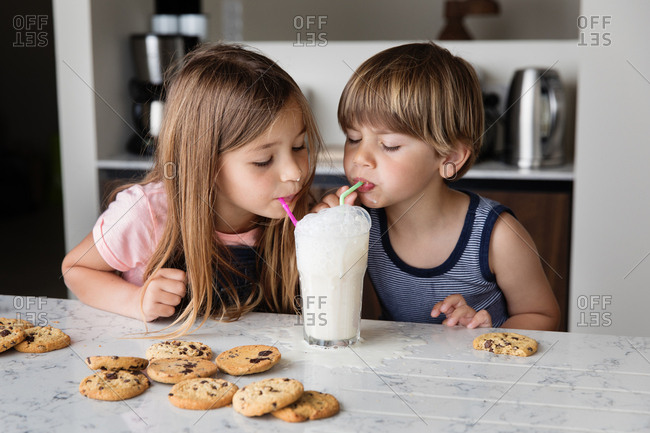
168, 378, 239, 410
216, 345, 281, 376
271, 390, 340, 422
0, 325, 26, 353
79, 370, 150, 401
146, 357, 218, 384
232, 378, 304, 417
473, 332, 538, 357
14, 326, 70, 353
145, 340, 212, 360
0, 317, 35, 329
85, 356, 149, 371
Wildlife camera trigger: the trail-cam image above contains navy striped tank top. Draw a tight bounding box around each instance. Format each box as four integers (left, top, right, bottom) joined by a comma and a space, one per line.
367, 191, 511, 327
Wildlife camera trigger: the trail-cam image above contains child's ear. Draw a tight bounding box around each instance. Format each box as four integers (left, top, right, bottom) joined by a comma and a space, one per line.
439, 144, 471, 180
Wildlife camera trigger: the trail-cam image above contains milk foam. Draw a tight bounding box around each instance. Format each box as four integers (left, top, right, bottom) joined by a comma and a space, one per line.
296, 205, 371, 237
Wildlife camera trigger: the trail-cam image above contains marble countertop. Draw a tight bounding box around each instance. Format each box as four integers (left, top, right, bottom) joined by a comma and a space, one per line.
2, 295, 648, 433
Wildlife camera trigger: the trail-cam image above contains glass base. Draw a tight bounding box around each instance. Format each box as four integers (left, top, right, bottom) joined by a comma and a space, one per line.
304, 330, 359, 347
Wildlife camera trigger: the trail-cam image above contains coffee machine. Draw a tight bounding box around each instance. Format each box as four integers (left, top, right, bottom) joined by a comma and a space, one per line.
126, 0, 205, 155
126, 35, 195, 155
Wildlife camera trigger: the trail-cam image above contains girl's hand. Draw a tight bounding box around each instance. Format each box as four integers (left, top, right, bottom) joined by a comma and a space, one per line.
310, 185, 358, 213
140, 268, 187, 322
431, 294, 492, 329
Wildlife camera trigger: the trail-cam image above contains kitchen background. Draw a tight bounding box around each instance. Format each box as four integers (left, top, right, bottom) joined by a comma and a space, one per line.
5, 0, 650, 337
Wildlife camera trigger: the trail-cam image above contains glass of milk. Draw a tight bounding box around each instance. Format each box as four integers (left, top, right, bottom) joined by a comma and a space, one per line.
295, 205, 371, 347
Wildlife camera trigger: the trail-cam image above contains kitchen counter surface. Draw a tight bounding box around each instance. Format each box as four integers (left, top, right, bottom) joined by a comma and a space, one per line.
2, 295, 648, 433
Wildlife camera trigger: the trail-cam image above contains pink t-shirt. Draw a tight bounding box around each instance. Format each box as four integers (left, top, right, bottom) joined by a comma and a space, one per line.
92, 182, 260, 287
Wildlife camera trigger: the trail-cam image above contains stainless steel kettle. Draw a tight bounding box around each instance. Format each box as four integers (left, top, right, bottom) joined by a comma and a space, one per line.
505, 68, 566, 168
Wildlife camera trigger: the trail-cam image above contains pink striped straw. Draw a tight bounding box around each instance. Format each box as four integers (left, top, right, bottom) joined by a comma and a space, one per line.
278, 197, 298, 226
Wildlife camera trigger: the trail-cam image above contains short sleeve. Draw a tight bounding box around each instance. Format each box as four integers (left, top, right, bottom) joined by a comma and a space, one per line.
92, 183, 167, 273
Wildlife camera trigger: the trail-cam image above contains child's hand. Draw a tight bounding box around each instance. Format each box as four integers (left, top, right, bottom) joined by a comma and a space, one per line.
431, 294, 492, 329
311, 185, 358, 213
140, 268, 187, 322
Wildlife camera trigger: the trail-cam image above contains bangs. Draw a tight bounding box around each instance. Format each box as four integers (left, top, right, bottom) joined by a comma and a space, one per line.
337, 62, 431, 143
338, 82, 412, 135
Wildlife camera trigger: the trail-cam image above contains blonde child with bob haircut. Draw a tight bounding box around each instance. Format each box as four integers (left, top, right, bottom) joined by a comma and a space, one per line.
317, 42, 560, 331
62, 43, 322, 337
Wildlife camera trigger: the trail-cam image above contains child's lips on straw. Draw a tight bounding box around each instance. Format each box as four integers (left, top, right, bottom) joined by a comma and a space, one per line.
280, 194, 296, 203
353, 178, 375, 193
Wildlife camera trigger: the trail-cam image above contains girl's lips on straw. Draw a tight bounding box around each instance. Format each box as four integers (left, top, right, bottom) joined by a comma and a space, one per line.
280, 194, 296, 203
353, 178, 375, 193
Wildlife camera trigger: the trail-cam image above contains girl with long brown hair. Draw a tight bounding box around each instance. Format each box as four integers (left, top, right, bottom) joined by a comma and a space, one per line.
62, 43, 323, 337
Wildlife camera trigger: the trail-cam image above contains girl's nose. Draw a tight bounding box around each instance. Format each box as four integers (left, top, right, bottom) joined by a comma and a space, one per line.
280, 156, 303, 183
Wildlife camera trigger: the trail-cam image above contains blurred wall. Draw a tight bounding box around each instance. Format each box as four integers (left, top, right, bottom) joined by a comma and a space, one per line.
204, 0, 579, 42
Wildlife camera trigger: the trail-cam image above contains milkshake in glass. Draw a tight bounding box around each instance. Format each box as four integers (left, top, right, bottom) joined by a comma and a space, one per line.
295, 205, 371, 347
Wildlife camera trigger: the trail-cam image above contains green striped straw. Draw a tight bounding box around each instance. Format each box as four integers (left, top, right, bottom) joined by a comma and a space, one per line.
339, 181, 364, 206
